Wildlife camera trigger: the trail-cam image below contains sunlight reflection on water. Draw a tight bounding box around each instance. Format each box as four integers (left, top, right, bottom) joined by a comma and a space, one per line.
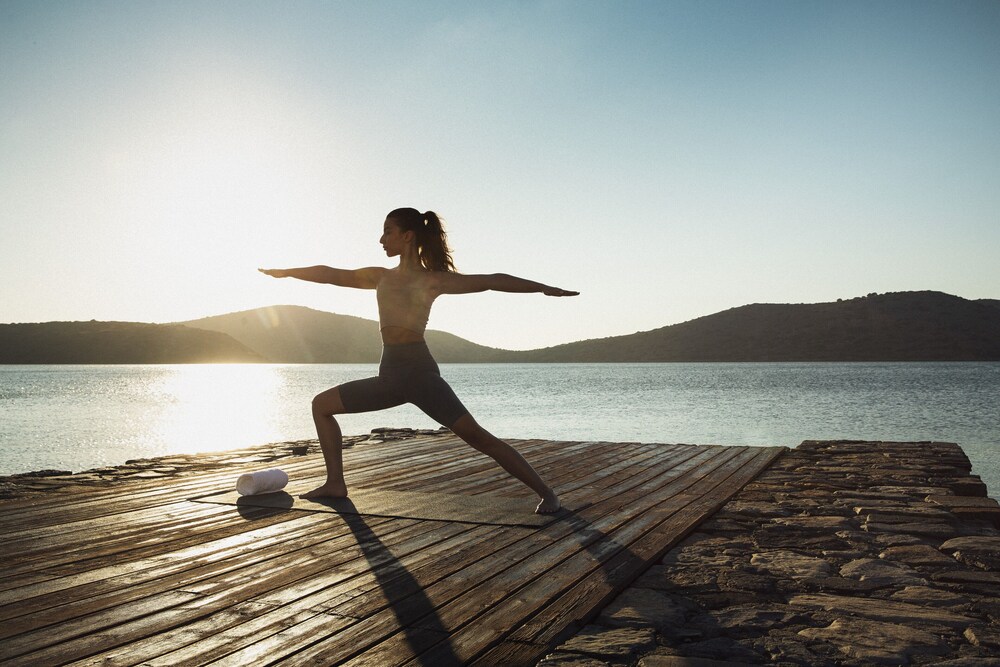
149, 365, 287, 456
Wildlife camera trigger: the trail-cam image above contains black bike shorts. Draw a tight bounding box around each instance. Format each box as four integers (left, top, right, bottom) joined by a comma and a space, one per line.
337, 342, 469, 428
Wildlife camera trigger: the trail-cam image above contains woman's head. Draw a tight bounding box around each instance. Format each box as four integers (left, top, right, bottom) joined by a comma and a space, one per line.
384, 207, 457, 273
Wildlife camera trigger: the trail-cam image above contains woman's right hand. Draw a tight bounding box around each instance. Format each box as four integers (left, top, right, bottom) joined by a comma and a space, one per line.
543, 285, 580, 297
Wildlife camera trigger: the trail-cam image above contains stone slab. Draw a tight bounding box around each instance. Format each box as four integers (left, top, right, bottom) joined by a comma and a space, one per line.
798, 617, 951, 664
789, 593, 977, 628
556, 625, 657, 660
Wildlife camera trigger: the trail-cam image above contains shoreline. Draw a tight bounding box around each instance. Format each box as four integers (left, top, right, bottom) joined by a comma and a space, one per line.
0, 427, 445, 501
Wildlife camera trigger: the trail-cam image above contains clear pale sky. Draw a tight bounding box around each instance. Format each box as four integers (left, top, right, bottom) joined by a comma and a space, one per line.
2, 1, 998, 350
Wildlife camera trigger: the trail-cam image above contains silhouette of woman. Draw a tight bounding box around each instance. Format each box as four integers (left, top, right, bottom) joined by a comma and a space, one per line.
260, 208, 578, 513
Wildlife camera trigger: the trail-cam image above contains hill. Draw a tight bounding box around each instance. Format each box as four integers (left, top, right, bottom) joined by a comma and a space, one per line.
0, 321, 263, 364
979, 298, 1000, 311
5, 291, 997, 364
180, 305, 513, 363
509, 291, 1000, 362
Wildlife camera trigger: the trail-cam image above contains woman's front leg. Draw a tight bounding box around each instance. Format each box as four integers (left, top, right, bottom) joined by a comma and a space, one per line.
302, 387, 349, 499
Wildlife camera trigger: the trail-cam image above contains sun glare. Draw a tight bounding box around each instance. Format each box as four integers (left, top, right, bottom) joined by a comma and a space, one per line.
101, 71, 339, 320
149, 364, 288, 456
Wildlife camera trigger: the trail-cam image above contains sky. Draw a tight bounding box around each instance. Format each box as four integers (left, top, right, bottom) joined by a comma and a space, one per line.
2, 1, 998, 350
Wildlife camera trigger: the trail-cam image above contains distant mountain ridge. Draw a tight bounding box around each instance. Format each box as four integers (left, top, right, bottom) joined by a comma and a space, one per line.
3, 291, 998, 363
179, 306, 511, 363
0, 321, 262, 364
507, 291, 1000, 362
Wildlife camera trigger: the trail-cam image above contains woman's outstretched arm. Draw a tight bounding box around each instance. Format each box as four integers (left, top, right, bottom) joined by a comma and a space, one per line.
435, 272, 579, 297
258, 266, 384, 289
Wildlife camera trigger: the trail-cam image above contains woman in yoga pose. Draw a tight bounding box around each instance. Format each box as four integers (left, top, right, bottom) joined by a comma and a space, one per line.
259, 208, 577, 513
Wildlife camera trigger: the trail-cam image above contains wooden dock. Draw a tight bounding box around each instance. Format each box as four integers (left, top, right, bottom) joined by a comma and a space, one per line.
0, 435, 784, 666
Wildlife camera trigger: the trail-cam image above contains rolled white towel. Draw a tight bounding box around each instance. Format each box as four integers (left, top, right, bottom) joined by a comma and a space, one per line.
236, 468, 289, 496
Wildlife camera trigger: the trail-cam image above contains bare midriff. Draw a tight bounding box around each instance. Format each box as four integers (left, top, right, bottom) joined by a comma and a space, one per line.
380, 325, 426, 345
376, 269, 436, 346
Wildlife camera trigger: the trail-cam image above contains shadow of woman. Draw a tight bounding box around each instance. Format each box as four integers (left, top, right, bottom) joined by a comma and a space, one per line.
336, 499, 463, 666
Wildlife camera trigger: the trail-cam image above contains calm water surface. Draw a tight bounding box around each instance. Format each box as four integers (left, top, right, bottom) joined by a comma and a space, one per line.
2, 363, 998, 494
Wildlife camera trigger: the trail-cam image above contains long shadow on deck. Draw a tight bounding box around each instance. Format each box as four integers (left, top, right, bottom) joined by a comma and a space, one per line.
235, 494, 460, 663
535, 508, 649, 645
339, 502, 461, 666
412, 507, 648, 666
230, 496, 655, 665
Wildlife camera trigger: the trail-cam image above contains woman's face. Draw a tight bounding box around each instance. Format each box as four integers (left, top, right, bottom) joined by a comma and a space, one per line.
379, 218, 410, 257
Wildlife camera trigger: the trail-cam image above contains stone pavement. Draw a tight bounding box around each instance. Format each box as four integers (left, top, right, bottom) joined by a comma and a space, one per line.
538, 441, 1000, 667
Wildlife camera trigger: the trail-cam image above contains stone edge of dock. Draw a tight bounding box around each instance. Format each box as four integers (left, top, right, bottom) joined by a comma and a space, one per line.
539, 440, 1000, 667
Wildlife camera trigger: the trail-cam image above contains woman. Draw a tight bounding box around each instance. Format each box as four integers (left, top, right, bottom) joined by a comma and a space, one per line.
259, 208, 578, 513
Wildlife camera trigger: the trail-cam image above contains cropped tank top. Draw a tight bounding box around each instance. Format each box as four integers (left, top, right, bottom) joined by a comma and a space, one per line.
376, 271, 437, 337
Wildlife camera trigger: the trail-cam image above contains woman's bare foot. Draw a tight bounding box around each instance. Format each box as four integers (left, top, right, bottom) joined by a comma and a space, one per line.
301, 481, 348, 499
535, 490, 561, 514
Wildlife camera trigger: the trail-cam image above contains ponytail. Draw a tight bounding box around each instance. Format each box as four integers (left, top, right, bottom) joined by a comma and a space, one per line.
387, 207, 457, 273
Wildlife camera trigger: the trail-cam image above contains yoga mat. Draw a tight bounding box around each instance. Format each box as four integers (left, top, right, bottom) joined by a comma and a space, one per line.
192, 484, 580, 528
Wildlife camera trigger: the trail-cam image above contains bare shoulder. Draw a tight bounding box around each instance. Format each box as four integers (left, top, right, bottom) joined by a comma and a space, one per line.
357, 266, 388, 285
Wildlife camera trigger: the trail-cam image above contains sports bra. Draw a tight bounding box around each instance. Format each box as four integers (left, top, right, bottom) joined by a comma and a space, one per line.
376, 273, 436, 337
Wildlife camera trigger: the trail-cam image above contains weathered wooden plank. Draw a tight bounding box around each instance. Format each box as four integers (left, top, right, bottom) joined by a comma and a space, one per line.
244, 520, 477, 608
408, 447, 774, 665
0, 512, 382, 632
0, 510, 322, 611
508, 447, 786, 647
299, 524, 527, 621
2, 497, 232, 548
330, 436, 495, 489
57, 516, 446, 665
438, 441, 667, 498
3, 502, 273, 576
1, 519, 450, 664
264, 605, 454, 667
145, 523, 483, 666
174, 519, 450, 599
312, 444, 732, 665
62, 601, 313, 667
548, 444, 685, 497
147, 611, 357, 667
406, 446, 744, 636
334, 628, 455, 667
469, 639, 550, 667
0, 590, 205, 664
1, 508, 293, 608
0, 472, 246, 525
406, 439, 603, 495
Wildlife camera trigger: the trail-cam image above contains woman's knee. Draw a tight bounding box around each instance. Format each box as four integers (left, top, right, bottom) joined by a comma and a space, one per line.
312, 387, 346, 417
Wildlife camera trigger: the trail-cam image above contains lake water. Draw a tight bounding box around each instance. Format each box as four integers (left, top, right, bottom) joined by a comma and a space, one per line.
2, 363, 998, 495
